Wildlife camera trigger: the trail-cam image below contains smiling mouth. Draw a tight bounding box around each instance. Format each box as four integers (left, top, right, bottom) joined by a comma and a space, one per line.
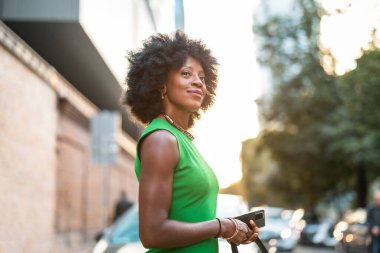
188, 90, 203, 97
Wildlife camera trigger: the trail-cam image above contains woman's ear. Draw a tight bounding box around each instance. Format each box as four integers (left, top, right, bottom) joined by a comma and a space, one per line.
160, 85, 167, 99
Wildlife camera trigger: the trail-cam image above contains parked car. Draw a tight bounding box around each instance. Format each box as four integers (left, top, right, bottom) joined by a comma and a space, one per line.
300, 219, 337, 247
299, 212, 338, 247
93, 194, 258, 253
92, 204, 145, 253
250, 206, 301, 252
334, 208, 370, 253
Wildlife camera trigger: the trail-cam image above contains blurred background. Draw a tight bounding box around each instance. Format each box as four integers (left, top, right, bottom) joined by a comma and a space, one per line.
1, 0, 380, 253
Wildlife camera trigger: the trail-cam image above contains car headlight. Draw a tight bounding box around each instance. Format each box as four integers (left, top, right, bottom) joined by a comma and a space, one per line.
345, 234, 354, 243
269, 239, 277, 246
335, 221, 348, 233
280, 228, 292, 239
334, 232, 344, 241
92, 239, 108, 253
334, 221, 349, 240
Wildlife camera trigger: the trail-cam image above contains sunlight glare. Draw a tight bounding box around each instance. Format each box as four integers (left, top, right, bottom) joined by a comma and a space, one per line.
184, 0, 261, 188
320, 0, 380, 75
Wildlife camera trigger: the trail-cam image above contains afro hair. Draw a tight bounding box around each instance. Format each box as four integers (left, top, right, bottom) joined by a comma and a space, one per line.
121, 30, 218, 127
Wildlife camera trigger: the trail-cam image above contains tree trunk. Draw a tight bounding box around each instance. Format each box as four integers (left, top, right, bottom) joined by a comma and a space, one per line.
356, 166, 367, 208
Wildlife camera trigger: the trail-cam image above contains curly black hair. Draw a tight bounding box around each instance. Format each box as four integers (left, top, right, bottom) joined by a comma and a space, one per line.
121, 30, 218, 127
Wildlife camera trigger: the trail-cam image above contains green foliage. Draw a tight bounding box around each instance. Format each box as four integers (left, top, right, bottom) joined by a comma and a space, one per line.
247, 0, 380, 209
322, 50, 380, 207
256, 62, 343, 209
253, 0, 321, 83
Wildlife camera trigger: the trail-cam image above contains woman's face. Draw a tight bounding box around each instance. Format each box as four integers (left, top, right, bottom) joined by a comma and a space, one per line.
163, 56, 207, 113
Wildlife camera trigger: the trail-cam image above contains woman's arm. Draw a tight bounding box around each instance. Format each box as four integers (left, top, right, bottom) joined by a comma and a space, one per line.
138, 130, 241, 248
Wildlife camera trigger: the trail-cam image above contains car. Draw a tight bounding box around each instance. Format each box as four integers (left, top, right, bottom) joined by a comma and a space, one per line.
299, 212, 338, 248
333, 208, 370, 253
250, 206, 303, 252
93, 194, 259, 253
300, 219, 337, 247
92, 204, 145, 253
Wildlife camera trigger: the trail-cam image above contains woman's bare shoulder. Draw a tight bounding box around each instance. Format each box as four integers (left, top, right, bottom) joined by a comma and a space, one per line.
139, 130, 179, 169
140, 129, 177, 149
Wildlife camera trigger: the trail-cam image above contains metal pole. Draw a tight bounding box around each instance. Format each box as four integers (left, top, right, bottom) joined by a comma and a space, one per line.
101, 164, 109, 229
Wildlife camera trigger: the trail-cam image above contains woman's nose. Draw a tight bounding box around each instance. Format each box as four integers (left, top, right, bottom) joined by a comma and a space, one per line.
192, 76, 204, 87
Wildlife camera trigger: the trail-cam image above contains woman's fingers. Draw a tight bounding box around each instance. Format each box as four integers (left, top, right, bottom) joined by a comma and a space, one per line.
250, 220, 260, 233
243, 220, 259, 243
231, 220, 251, 244
224, 218, 260, 245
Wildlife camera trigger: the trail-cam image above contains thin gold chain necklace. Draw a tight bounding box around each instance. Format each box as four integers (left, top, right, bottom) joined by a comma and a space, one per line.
161, 114, 194, 141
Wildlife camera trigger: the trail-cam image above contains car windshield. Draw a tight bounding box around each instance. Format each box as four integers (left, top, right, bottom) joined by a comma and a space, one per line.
109, 205, 139, 244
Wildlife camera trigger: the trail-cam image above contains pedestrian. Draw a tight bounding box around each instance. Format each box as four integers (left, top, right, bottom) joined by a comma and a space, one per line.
112, 190, 133, 222
368, 190, 380, 253
121, 31, 259, 252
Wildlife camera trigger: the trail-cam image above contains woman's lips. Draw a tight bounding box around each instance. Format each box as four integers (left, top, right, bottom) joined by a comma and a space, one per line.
188, 90, 203, 97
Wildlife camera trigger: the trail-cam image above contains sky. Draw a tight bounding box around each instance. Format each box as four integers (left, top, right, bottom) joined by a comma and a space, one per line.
183, 0, 262, 188
320, 0, 380, 75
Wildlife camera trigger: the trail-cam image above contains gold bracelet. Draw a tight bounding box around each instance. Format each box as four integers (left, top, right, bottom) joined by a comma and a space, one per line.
224, 218, 239, 240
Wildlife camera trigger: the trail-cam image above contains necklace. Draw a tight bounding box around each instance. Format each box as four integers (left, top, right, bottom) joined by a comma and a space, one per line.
161, 114, 194, 141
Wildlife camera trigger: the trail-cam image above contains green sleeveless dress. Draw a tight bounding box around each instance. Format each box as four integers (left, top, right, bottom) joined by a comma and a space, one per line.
135, 118, 219, 253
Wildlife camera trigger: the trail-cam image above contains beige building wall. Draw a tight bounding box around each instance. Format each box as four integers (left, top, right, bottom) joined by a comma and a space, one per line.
0, 45, 58, 253
0, 22, 138, 253
54, 102, 138, 236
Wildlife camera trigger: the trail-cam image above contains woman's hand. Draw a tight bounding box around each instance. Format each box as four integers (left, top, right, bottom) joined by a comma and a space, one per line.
241, 220, 259, 244
220, 218, 259, 245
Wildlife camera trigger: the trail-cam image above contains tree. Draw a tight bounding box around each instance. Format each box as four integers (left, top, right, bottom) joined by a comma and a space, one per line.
253, 0, 321, 84
249, 0, 342, 210
257, 63, 342, 209
323, 49, 380, 207
250, 0, 380, 209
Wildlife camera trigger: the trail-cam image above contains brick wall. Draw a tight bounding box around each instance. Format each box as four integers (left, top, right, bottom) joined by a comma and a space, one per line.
0, 45, 58, 253
0, 42, 139, 253
55, 101, 138, 252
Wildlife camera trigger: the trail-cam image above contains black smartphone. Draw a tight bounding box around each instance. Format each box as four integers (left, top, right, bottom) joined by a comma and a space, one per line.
234, 209, 265, 228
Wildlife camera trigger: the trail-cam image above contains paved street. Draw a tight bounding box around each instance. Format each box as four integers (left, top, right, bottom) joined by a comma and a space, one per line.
292, 245, 337, 253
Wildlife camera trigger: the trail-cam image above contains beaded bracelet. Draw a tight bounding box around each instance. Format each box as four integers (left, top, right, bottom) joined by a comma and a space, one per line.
224, 218, 239, 240
214, 218, 222, 238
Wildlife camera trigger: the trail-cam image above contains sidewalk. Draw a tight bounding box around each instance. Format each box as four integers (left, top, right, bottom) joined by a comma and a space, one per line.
54, 232, 96, 253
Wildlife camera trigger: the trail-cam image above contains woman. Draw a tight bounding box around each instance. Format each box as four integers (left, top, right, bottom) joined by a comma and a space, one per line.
121, 31, 259, 252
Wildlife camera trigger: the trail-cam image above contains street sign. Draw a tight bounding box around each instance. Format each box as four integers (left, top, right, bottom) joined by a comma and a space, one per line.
90, 111, 120, 166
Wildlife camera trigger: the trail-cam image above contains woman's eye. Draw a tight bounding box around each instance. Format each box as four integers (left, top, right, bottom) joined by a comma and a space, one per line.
182, 70, 191, 77
200, 76, 206, 83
